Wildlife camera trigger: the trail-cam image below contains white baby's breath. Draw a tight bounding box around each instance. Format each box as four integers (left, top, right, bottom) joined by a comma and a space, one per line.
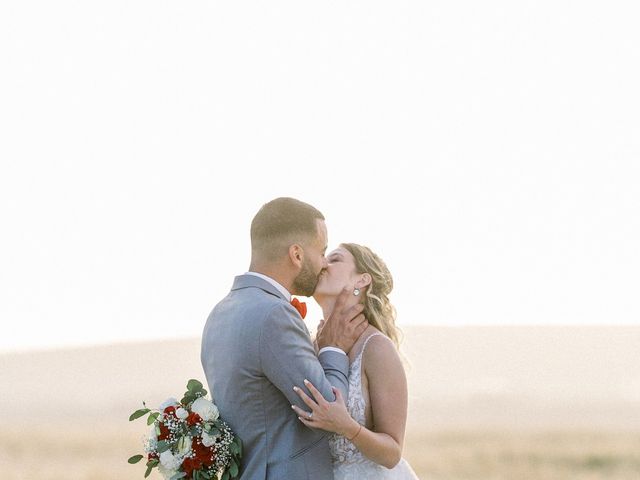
143, 424, 158, 452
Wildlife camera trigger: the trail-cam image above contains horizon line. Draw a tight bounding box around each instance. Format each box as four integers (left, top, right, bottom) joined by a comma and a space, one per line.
2, 323, 639, 356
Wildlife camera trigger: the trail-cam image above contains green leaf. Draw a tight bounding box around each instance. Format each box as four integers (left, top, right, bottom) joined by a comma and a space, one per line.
147, 459, 159, 468
170, 472, 186, 480
237, 437, 243, 456
181, 393, 196, 405
221, 471, 230, 480
156, 440, 171, 453
229, 442, 239, 455
230, 461, 239, 477
187, 379, 203, 391
129, 408, 150, 421
144, 464, 153, 478
128, 454, 144, 464
147, 412, 160, 425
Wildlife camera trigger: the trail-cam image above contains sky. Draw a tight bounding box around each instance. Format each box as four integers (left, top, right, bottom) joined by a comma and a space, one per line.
1, 1, 639, 352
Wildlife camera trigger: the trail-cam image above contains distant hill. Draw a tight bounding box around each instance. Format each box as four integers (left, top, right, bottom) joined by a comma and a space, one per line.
2, 326, 639, 429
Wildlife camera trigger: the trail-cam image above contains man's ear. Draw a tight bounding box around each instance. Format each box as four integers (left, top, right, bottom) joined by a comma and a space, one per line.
356, 273, 372, 289
288, 244, 304, 268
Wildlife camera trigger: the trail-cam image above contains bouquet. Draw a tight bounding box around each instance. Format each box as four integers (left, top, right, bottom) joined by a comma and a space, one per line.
128, 379, 242, 480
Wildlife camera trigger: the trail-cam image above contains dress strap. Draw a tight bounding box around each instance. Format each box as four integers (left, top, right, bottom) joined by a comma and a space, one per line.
357, 332, 385, 360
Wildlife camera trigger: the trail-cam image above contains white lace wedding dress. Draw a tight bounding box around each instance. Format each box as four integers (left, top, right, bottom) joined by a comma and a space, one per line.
328, 333, 420, 479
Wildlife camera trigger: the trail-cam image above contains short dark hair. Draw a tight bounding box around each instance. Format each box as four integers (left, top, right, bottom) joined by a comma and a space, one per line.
250, 197, 325, 261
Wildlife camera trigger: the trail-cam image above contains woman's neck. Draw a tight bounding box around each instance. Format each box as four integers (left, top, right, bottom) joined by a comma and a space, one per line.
316, 292, 363, 321
317, 297, 336, 321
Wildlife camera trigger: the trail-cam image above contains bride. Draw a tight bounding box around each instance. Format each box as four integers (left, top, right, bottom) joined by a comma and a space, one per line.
292, 243, 419, 479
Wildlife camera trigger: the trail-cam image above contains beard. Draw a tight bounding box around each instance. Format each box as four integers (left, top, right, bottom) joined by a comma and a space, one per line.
292, 258, 321, 297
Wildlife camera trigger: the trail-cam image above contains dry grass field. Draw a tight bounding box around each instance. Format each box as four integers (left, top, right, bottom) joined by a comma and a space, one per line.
1, 424, 639, 480
405, 429, 640, 480
1, 326, 639, 479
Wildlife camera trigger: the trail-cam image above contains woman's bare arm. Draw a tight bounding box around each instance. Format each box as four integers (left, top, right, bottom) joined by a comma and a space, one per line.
347, 334, 407, 468
292, 334, 408, 469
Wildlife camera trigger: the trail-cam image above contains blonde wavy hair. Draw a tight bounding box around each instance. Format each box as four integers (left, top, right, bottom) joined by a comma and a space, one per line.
341, 243, 402, 349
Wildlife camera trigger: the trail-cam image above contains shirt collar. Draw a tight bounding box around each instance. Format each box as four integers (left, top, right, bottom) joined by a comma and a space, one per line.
244, 271, 292, 301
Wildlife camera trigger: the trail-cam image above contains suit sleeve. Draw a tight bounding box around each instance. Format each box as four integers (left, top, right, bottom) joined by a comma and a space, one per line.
259, 302, 350, 412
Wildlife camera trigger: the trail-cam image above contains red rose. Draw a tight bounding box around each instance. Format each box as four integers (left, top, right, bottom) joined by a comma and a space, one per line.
203, 449, 215, 467
158, 422, 170, 440
187, 412, 202, 426
192, 437, 215, 466
183, 456, 203, 477
148, 452, 158, 461
163, 406, 176, 415
182, 457, 196, 476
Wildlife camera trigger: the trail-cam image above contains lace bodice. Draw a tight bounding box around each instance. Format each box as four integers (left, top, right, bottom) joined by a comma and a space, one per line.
328, 332, 420, 479
329, 333, 385, 466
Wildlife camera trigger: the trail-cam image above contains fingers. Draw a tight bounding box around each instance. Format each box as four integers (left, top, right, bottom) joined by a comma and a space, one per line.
346, 304, 365, 323
354, 317, 369, 336
293, 385, 318, 410
332, 386, 345, 405
303, 379, 327, 406
291, 404, 312, 418
333, 287, 351, 314
297, 415, 315, 428
348, 312, 367, 330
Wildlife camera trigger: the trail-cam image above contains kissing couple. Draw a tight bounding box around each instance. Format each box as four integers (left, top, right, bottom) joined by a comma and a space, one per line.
201, 197, 419, 479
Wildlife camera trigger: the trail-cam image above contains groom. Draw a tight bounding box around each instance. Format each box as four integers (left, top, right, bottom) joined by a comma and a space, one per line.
201, 197, 367, 480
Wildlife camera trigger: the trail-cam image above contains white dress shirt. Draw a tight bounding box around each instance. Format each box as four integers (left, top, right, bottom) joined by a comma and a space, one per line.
245, 271, 291, 301
244, 271, 346, 357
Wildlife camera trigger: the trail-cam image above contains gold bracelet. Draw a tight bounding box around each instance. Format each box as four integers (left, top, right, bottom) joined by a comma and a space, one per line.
347, 424, 362, 442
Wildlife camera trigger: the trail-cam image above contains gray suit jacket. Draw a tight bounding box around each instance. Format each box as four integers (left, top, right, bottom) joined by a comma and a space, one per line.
201, 274, 350, 480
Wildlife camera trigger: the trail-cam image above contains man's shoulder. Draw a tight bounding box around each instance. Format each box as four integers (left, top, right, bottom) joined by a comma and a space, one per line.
231, 274, 289, 302
232, 284, 288, 309
210, 285, 294, 322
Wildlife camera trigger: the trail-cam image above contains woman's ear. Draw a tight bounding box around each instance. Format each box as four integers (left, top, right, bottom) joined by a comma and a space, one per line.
356, 273, 372, 289
289, 244, 304, 268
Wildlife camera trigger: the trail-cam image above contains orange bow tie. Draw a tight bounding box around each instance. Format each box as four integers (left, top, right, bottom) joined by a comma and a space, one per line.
290, 298, 307, 319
